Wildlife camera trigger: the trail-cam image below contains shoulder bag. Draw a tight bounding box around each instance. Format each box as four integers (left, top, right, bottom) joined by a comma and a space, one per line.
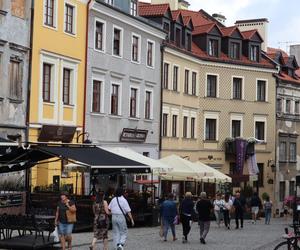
116, 197, 131, 225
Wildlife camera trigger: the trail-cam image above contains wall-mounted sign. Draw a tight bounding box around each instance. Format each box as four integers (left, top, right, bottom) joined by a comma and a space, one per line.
38, 125, 76, 143
120, 128, 148, 143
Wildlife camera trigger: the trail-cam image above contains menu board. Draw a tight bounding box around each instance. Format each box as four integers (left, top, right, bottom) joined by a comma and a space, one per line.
0, 194, 23, 207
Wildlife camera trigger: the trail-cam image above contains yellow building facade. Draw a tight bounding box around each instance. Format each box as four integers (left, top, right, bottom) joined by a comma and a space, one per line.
29, 0, 88, 193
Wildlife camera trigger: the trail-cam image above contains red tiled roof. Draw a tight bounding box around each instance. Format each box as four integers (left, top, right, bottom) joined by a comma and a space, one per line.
296, 68, 300, 78
171, 10, 181, 21
180, 9, 213, 27
192, 23, 216, 35
277, 72, 300, 84
183, 16, 192, 26
138, 3, 170, 17
220, 26, 240, 37
241, 30, 258, 40
267, 47, 288, 57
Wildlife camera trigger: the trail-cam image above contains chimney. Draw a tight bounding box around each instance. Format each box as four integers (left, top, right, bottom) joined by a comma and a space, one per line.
235, 18, 269, 51
151, 0, 190, 10
212, 13, 226, 25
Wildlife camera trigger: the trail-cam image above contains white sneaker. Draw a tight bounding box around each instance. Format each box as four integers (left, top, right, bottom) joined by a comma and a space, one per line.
117, 244, 124, 250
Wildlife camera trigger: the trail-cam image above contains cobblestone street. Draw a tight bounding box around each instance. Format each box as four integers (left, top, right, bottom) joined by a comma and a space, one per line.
69, 218, 290, 250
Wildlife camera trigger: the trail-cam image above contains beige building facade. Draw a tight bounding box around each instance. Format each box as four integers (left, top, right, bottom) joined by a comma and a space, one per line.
161, 46, 278, 199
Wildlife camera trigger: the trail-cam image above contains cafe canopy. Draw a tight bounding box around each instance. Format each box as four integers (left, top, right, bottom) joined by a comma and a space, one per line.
0, 143, 149, 174
159, 155, 214, 181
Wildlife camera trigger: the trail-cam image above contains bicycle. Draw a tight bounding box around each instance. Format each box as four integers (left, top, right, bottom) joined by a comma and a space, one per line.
274, 224, 300, 250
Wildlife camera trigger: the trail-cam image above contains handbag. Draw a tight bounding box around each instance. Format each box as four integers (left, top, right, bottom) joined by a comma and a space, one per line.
66, 209, 77, 223
116, 197, 132, 226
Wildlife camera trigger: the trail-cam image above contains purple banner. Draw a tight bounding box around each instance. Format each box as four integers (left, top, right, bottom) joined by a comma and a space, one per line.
235, 138, 247, 175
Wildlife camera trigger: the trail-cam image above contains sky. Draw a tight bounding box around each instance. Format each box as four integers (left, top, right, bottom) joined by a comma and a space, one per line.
141, 0, 300, 53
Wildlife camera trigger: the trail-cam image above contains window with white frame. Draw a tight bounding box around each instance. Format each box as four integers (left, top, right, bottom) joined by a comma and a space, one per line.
42, 63, 52, 102
231, 120, 241, 138
295, 101, 300, 114
95, 20, 105, 51
106, 0, 114, 5
130, 0, 137, 16
279, 141, 287, 162
173, 66, 178, 91
184, 69, 189, 94
192, 72, 197, 96
257, 80, 266, 101
44, 0, 56, 27
9, 60, 22, 100
132, 34, 140, 62
111, 84, 119, 115
92, 80, 102, 113
162, 113, 168, 137
130, 87, 138, 118
277, 98, 283, 112
206, 74, 217, 97
205, 118, 217, 140
64, 3, 75, 34
232, 77, 243, 100
163, 63, 169, 89
113, 27, 122, 57
62, 68, 71, 105
172, 115, 178, 137
290, 142, 297, 162
145, 90, 152, 119
286, 100, 291, 114
255, 121, 265, 141
183, 116, 188, 138
191, 117, 196, 139
147, 41, 154, 67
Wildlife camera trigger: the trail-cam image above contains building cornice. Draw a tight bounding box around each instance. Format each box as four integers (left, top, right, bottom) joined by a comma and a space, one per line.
91, 2, 166, 40
165, 47, 279, 74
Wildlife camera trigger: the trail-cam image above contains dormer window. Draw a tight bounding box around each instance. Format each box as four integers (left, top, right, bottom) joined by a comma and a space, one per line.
130, 0, 137, 16
106, 0, 114, 5
186, 33, 192, 51
163, 22, 170, 40
208, 39, 219, 57
250, 45, 259, 62
229, 42, 240, 60
175, 28, 181, 47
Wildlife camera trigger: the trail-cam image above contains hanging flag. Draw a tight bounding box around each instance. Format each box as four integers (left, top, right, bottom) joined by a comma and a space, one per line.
247, 154, 260, 176
235, 138, 247, 175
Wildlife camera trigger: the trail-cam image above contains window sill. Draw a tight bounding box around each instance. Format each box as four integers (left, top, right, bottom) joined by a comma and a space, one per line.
203, 140, 219, 143
131, 60, 141, 65
146, 65, 155, 70
43, 24, 57, 31
112, 54, 123, 59
109, 114, 122, 119
183, 93, 197, 97
289, 161, 297, 164
64, 31, 76, 38
8, 98, 23, 104
205, 96, 218, 99
43, 101, 55, 106
128, 117, 140, 121
94, 47, 106, 54
90, 112, 105, 117
182, 138, 197, 141
255, 100, 268, 103
63, 104, 74, 108
144, 118, 153, 123
231, 98, 244, 101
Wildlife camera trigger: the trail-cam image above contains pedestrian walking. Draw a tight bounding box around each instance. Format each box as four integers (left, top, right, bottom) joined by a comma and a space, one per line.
233, 191, 246, 229
213, 193, 225, 227
55, 192, 76, 250
264, 196, 273, 225
108, 187, 134, 250
250, 192, 262, 224
223, 193, 233, 229
90, 191, 110, 250
161, 193, 178, 242
179, 192, 194, 243
195, 192, 213, 244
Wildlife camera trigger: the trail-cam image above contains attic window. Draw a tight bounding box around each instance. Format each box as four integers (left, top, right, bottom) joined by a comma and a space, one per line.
175, 28, 181, 47
250, 45, 259, 62
229, 42, 240, 60
186, 33, 192, 51
130, 0, 137, 16
208, 39, 219, 57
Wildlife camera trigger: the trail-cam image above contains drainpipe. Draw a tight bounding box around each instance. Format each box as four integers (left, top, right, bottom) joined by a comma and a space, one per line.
159, 44, 166, 158
24, 0, 35, 212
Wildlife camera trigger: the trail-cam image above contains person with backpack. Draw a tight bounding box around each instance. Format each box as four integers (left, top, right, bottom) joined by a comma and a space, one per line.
250, 192, 262, 224
264, 196, 273, 225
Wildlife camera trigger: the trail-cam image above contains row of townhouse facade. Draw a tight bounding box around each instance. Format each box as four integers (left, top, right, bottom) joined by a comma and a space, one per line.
1, 0, 300, 206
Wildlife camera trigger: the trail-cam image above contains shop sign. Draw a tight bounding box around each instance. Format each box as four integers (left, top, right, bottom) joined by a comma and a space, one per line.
120, 128, 148, 143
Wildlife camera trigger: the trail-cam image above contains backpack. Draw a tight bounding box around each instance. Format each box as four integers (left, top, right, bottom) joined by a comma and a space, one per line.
264, 201, 272, 210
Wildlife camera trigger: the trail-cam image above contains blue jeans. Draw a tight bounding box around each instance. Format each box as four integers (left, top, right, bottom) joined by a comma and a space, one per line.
265, 209, 271, 224
163, 217, 176, 239
58, 223, 74, 236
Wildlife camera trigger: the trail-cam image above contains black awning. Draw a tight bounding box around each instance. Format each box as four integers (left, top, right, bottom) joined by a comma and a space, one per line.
0, 144, 149, 174
0, 137, 18, 156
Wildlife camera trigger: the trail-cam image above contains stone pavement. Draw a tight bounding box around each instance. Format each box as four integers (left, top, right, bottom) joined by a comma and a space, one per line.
70, 218, 291, 250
